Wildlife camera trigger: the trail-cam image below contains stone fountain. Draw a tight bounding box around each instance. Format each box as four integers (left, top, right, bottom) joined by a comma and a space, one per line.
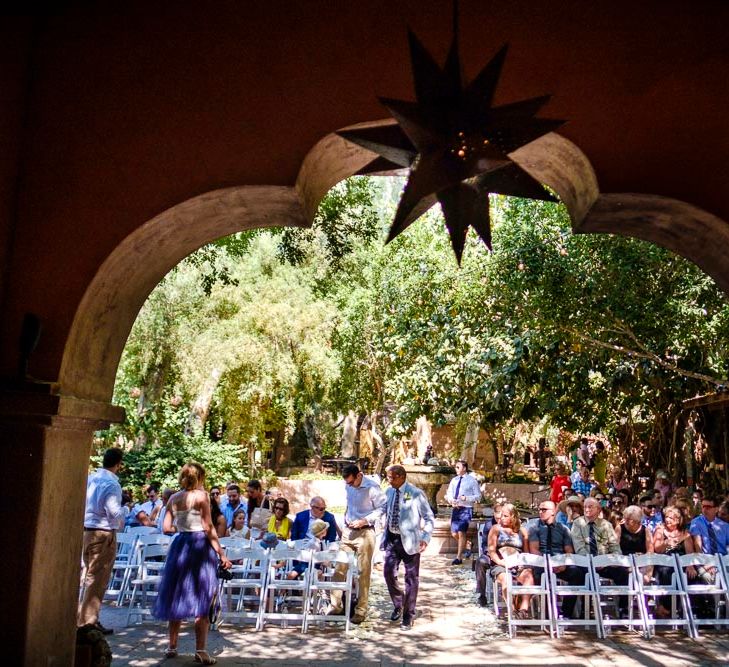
402, 462, 456, 515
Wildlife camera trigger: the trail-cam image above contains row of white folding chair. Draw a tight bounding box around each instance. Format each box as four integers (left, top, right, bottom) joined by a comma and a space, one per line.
218, 544, 270, 630
502, 552, 552, 637
104, 532, 139, 604
302, 549, 356, 633
675, 552, 729, 634
125, 534, 173, 625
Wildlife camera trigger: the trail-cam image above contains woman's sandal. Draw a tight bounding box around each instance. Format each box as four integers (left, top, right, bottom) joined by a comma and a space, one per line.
515, 608, 530, 620
164, 647, 178, 658
194, 650, 217, 665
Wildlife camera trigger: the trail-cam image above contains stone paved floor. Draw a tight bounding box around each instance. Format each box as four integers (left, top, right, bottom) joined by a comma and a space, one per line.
101, 555, 729, 666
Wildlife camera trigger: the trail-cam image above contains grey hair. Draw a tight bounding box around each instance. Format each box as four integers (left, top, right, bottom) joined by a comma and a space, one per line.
622, 505, 643, 522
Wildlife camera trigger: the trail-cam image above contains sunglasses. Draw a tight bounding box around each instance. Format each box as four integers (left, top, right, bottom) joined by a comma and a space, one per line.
274, 505, 286, 511
211, 491, 220, 496
311, 505, 326, 511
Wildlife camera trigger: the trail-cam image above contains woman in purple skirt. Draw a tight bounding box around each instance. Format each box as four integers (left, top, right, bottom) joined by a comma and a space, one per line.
154, 462, 231, 664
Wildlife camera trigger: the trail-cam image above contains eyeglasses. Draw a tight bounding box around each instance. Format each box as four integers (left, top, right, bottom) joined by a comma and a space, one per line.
311, 505, 326, 511
702, 504, 716, 510
538, 507, 551, 512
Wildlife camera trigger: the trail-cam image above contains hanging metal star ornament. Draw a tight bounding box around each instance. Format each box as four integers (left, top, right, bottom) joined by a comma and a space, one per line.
337, 3, 566, 263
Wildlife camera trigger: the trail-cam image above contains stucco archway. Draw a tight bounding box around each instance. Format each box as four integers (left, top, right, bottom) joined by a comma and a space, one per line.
59, 126, 729, 407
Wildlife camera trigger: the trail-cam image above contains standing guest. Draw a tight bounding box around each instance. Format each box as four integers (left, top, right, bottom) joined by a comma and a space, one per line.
577, 438, 592, 469
691, 489, 704, 517
607, 466, 629, 494
246, 479, 271, 526
570, 460, 585, 487
267, 497, 292, 539
328, 463, 386, 625
487, 503, 534, 619
154, 462, 231, 664
549, 463, 571, 504
78, 447, 129, 635
381, 465, 434, 630
222, 484, 247, 529
654, 471, 673, 506
445, 460, 481, 565
155, 488, 175, 533
291, 496, 339, 543
527, 500, 582, 619
639, 494, 663, 533
592, 441, 608, 488
572, 465, 596, 498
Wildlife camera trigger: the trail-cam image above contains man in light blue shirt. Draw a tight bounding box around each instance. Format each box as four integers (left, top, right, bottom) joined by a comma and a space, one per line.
445, 460, 481, 564
328, 463, 386, 624
78, 448, 128, 634
222, 484, 247, 528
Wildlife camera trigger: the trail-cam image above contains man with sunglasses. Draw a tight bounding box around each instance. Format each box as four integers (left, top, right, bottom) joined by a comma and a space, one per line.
129, 484, 162, 527
291, 496, 339, 543
639, 494, 663, 533
327, 464, 386, 624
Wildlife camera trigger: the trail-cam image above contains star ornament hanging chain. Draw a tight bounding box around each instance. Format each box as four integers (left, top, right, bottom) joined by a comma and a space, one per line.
337, 5, 565, 264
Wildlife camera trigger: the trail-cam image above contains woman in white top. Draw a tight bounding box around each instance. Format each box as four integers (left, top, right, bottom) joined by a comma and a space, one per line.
153, 462, 231, 665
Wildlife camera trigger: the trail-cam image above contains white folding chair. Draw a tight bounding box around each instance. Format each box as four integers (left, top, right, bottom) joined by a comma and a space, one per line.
219, 536, 251, 550
677, 552, 729, 632
303, 549, 355, 633
124, 525, 158, 536
503, 552, 552, 637
634, 553, 695, 638
217, 544, 269, 630
105, 532, 138, 605
259, 547, 312, 630
591, 554, 646, 634
125, 539, 170, 625
548, 553, 604, 638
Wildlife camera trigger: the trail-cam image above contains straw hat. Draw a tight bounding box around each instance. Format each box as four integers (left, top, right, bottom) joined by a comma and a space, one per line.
311, 519, 329, 536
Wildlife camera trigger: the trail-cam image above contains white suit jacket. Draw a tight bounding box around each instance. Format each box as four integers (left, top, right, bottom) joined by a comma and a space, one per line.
381, 481, 435, 555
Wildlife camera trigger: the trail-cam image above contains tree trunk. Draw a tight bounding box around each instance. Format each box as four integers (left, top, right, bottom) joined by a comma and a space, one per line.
187, 367, 222, 434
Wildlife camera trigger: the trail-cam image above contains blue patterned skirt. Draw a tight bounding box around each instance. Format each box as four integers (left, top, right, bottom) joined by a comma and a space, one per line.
153, 531, 218, 620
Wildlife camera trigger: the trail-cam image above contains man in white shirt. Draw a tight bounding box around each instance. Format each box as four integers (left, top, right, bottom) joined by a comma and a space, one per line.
78, 448, 128, 634
445, 460, 481, 565
328, 463, 386, 624
129, 484, 162, 527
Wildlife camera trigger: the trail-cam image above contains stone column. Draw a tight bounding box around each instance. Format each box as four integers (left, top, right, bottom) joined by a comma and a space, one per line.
0, 386, 123, 666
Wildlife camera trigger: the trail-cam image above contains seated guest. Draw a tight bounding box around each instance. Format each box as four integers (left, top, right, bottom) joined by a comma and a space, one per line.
287, 519, 331, 580
130, 484, 163, 527
690, 495, 729, 579
639, 494, 663, 533
228, 509, 249, 539
654, 471, 672, 506
560, 495, 583, 529
572, 466, 596, 498
528, 500, 582, 619
607, 465, 629, 494
209, 488, 228, 537
291, 496, 339, 543
155, 488, 175, 533
572, 497, 629, 617
475, 503, 502, 607
487, 503, 533, 619
267, 497, 292, 540
718, 500, 729, 524
616, 505, 653, 557
653, 505, 696, 618
222, 484, 247, 529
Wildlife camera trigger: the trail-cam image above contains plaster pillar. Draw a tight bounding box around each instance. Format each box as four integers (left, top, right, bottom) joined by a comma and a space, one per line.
0, 386, 122, 666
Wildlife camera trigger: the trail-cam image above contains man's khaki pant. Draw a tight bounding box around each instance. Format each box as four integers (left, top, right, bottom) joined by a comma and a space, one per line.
330, 526, 375, 618
78, 529, 117, 626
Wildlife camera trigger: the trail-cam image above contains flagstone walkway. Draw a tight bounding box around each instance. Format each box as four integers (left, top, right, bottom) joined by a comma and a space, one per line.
101, 554, 729, 666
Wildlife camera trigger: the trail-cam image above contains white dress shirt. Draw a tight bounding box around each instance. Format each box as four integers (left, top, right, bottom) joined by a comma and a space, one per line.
344, 475, 386, 526
83, 468, 127, 530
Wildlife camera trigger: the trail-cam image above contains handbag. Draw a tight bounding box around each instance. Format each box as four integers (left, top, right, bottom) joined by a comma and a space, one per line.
217, 563, 233, 581
250, 506, 273, 530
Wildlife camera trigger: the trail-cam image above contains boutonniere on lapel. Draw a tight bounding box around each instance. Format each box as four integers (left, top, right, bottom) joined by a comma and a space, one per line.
403, 492, 412, 501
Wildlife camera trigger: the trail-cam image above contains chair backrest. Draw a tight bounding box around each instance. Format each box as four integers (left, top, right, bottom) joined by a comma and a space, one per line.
311, 549, 353, 567
592, 553, 633, 569
220, 536, 250, 549
633, 553, 676, 568
677, 552, 721, 569
549, 552, 591, 569
125, 525, 158, 535
503, 552, 546, 570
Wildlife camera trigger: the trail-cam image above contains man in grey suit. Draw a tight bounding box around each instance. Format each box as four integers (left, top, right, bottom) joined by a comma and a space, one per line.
382, 465, 435, 630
